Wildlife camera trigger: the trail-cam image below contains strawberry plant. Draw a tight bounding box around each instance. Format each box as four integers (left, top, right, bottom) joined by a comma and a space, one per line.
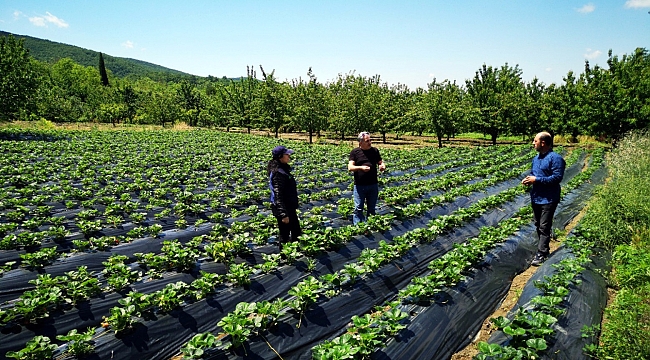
103, 306, 137, 334
20, 247, 58, 269
153, 282, 189, 313
6, 335, 57, 360
226, 263, 254, 286
57, 328, 95, 357
181, 332, 220, 359
288, 276, 323, 328
103, 256, 142, 292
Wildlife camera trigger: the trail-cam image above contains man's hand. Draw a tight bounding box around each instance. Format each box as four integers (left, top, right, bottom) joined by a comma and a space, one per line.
378, 163, 386, 172
281, 217, 289, 224
521, 175, 536, 186
360, 165, 371, 172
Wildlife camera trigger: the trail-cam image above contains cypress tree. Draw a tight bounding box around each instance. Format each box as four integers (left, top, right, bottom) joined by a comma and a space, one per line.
98, 52, 109, 86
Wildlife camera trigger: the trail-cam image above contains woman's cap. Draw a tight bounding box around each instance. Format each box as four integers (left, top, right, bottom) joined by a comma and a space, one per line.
272, 145, 294, 158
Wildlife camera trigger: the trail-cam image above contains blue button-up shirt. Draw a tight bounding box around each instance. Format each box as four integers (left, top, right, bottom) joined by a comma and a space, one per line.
530, 150, 566, 204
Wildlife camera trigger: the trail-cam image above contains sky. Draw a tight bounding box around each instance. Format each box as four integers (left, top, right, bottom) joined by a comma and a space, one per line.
1, 1, 649, 89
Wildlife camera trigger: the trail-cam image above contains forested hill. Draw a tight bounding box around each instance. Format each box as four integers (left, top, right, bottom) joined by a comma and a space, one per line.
0, 30, 217, 81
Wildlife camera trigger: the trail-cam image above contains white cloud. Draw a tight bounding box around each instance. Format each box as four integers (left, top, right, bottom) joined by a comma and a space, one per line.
624, 0, 650, 8
29, 16, 46, 27
428, 73, 435, 78
545, 67, 552, 72
584, 49, 602, 59
122, 40, 135, 49
43, 12, 68, 27
577, 3, 596, 13
29, 12, 68, 28
13, 11, 22, 19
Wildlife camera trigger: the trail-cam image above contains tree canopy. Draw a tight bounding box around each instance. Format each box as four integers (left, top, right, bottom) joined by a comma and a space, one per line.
2, 33, 650, 144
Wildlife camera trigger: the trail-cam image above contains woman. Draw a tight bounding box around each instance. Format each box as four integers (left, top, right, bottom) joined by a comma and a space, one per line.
267, 145, 301, 246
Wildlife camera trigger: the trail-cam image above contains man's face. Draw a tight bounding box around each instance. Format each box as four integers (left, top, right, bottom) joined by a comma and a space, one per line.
533, 136, 543, 152
360, 135, 372, 149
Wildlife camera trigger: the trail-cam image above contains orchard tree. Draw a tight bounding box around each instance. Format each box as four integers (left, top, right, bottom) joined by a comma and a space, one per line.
466, 64, 499, 144
420, 79, 465, 147
176, 80, 204, 126
385, 83, 413, 139
221, 66, 258, 132
556, 71, 585, 142
584, 48, 650, 144
466, 63, 525, 145
367, 79, 393, 143
291, 68, 329, 143
405, 88, 429, 136
539, 83, 563, 137
118, 82, 139, 123
257, 65, 288, 138
135, 79, 182, 127
328, 73, 379, 139
200, 91, 226, 128
0, 35, 39, 121
520, 77, 546, 140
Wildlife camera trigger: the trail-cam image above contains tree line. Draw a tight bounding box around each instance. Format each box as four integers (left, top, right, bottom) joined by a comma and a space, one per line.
2, 35, 649, 145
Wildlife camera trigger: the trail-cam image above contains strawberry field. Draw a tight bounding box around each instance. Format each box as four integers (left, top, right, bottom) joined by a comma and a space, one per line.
0, 129, 608, 360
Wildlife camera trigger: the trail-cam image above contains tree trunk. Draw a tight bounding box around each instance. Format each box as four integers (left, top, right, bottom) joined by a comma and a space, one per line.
309, 129, 313, 144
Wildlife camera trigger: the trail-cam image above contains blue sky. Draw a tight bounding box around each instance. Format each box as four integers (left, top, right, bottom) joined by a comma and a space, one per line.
1, 1, 649, 89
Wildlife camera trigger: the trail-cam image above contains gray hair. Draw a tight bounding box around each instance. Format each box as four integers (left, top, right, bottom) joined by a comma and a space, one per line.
357, 132, 370, 142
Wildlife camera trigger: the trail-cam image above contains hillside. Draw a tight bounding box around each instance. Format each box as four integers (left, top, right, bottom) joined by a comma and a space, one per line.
0, 31, 215, 81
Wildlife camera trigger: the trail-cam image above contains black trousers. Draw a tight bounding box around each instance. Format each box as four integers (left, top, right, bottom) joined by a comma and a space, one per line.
532, 202, 558, 255
274, 208, 302, 244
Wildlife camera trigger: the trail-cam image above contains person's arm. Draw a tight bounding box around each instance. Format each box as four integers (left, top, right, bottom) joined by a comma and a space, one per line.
271, 172, 289, 220
348, 160, 370, 172
521, 158, 535, 186
378, 159, 386, 172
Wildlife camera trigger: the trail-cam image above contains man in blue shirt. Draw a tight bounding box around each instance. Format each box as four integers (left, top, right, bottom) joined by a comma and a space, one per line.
522, 132, 566, 266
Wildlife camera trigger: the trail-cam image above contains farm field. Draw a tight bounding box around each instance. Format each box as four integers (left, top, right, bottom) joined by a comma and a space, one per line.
0, 128, 607, 360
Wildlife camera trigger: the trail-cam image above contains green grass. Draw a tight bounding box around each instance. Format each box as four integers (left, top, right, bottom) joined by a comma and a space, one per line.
598, 284, 650, 359
579, 130, 650, 359
583, 131, 650, 250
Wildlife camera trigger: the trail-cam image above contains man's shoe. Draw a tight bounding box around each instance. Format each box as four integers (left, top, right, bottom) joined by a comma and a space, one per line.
531, 252, 547, 266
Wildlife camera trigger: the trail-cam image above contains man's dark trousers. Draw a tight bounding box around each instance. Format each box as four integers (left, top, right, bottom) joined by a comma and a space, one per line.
532, 202, 558, 255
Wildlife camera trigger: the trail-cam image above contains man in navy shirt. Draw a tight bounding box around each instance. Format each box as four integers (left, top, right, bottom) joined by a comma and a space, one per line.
348, 132, 386, 224
522, 132, 566, 265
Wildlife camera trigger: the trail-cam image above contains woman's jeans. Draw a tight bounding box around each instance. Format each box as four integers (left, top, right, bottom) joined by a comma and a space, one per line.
353, 184, 379, 224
